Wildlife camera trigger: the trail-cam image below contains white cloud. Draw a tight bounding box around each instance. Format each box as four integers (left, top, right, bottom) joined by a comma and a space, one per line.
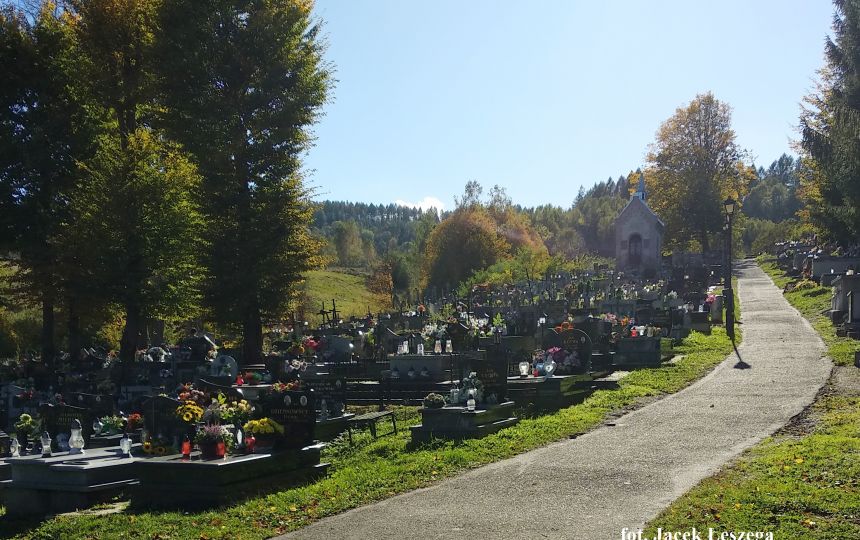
394, 196, 445, 212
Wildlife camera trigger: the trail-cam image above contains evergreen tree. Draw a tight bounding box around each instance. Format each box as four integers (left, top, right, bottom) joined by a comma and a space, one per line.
799, 0, 860, 243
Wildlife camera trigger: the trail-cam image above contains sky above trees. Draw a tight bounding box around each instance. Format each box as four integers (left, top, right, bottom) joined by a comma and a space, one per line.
306, 0, 833, 211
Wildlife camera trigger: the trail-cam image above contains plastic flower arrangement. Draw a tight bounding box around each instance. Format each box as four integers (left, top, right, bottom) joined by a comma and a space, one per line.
177, 384, 206, 406
15, 388, 36, 403
243, 418, 285, 435
207, 393, 254, 426
285, 359, 308, 375
272, 380, 301, 393
176, 401, 204, 423
98, 415, 126, 435
14, 413, 39, 437
456, 372, 484, 403
142, 435, 172, 456
127, 413, 143, 430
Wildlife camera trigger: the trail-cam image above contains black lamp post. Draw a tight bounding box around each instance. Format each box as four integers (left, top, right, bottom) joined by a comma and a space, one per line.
723, 197, 736, 341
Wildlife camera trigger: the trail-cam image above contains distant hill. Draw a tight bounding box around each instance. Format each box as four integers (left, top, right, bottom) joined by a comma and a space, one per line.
299, 269, 391, 325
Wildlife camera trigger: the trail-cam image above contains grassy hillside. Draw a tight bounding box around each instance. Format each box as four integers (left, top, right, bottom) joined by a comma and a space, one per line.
301, 270, 391, 325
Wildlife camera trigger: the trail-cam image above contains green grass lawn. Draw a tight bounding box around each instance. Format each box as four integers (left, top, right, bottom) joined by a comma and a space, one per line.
301, 269, 391, 325
645, 258, 860, 539
1, 325, 739, 539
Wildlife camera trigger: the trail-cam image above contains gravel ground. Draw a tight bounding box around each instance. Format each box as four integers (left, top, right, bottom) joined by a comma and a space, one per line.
277, 260, 832, 540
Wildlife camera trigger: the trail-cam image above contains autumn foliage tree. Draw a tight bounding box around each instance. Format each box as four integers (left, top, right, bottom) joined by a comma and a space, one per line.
421, 207, 510, 291
422, 183, 546, 291
645, 93, 753, 251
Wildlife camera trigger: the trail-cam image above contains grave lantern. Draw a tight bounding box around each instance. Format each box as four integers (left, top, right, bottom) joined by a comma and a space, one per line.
518, 361, 531, 377
40, 431, 52, 458
120, 433, 132, 457
69, 419, 86, 455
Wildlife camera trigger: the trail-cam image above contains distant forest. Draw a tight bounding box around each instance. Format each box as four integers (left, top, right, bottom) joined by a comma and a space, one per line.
312, 173, 631, 270
313, 153, 801, 279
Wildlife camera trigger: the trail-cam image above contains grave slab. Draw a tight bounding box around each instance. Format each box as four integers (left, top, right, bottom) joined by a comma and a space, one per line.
410, 401, 519, 443
2, 446, 139, 516
132, 444, 329, 509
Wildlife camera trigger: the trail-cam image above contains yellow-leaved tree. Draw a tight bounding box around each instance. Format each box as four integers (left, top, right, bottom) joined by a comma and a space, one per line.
645, 93, 754, 251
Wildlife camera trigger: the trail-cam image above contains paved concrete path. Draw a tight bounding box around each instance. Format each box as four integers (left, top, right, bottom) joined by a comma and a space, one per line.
279, 261, 831, 540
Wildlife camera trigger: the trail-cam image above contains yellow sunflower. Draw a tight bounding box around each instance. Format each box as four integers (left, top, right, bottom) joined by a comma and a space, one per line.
142, 441, 152, 453
182, 412, 193, 422
155, 446, 166, 456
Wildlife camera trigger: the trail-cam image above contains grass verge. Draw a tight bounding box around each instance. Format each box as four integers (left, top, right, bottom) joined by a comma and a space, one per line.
1, 327, 738, 539
645, 258, 860, 539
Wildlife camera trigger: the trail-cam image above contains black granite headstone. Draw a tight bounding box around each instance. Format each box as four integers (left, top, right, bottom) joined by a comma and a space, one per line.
470, 355, 508, 403
141, 396, 186, 444
39, 403, 94, 448
263, 390, 316, 449
303, 376, 346, 416
67, 392, 115, 417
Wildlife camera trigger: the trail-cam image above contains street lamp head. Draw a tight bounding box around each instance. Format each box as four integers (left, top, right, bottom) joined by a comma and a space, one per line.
724, 197, 736, 217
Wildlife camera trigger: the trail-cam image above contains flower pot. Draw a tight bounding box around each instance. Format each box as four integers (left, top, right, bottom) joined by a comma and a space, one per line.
253, 434, 276, 453
199, 441, 226, 460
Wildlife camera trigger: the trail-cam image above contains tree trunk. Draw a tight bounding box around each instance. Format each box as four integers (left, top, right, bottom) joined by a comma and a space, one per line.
67, 296, 82, 357
41, 296, 55, 365
242, 302, 263, 366
700, 229, 710, 253
120, 304, 144, 362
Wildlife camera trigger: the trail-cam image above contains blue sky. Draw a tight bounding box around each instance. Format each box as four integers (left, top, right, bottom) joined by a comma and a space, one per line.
304, 1, 833, 211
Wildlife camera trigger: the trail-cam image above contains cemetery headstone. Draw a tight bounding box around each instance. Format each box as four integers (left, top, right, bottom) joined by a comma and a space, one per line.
463, 352, 508, 404
262, 390, 316, 449
140, 396, 186, 445
67, 392, 115, 418
39, 403, 94, 450
303, 375, 347, 417
556, 329, 592, 374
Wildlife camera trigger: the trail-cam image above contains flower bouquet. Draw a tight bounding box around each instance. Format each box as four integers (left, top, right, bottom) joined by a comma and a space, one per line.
142, 435, 173, 456
242, 417, 284, 452
97, 415, 126, 435
176, 401, 204, 424
127, 413, 143, 431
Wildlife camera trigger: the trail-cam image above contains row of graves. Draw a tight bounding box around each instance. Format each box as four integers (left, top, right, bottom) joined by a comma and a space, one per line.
0, 353, 357, 516
774, 241, 860, 364
386, 259, 724, 417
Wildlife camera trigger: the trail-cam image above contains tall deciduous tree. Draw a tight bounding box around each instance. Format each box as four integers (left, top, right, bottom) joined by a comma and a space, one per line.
70, 0, 204, 360
799, 0, 860, 243
0, 3, 99, 361
646, 93, 752, 251
421, 207, 510, 291
156, 0, 331, 362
